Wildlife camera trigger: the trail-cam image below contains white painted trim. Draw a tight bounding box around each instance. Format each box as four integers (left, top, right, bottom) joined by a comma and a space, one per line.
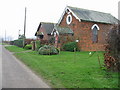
58, 6, 81, 25
91, 24, 100, 30
41, 32, 44, 35
67, 7, 81, 22
56, 31, 59, 36
57, 7, 67, 25
53, 31, 59, 37
51, 29, 54, 35
66, 14, 72, 25
51, 29, 59, 37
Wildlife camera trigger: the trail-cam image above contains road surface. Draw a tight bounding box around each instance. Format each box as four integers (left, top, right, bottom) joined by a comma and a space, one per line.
2, 45, 50, 88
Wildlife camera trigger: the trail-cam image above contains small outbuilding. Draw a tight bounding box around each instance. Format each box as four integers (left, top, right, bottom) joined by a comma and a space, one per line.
35, 22, 55, 43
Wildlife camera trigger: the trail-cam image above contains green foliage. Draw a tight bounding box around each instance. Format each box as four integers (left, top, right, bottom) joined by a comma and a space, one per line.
10, 41, 14, 45
24, 44, 32, 50
13, 39, 23, 47
1, 42, 9, 45
63, 42, 78, 52
35, 40, 42, 51
5, 46, 26, 52
18, 34, 26, 39
38, 45, 59, 55
49, 37, 55, 44
14, 51, 119, 88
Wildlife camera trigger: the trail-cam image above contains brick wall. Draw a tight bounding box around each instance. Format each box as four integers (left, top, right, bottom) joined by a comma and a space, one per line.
37, 27, 54, 44
59, 12, 112, 51
38, 27, 49, 40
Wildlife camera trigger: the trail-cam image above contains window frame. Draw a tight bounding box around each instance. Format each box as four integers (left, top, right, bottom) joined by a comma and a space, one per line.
91, 24, 100, 43
66, 14, 72, 25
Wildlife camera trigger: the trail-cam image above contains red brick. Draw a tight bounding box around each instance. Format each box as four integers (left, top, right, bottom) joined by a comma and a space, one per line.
59, 11, 113, 51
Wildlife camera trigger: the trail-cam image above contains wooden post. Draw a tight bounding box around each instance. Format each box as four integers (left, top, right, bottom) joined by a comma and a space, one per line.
74, 47, 76, 63
23, 7, 27, 48
5, 30, 6, 41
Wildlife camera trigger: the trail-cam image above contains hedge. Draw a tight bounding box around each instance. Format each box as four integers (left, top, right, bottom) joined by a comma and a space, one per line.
63, 42, 78, 52
13, 39, 23, 47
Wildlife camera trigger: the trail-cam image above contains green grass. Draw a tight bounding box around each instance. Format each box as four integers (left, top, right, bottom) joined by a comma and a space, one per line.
15, 51, 119, 88
5, 45, 27, 52
0, 43, 9, 45
6, 46, 119, 88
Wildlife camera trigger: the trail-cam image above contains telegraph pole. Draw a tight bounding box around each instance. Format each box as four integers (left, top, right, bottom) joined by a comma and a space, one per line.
23, 7, 27, 48
18, 30, 21, 39
5, 30, 6, 41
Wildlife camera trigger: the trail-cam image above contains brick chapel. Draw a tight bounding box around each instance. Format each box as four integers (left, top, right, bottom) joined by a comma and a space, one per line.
54, 6, 118, 51
36, 6, 118, 51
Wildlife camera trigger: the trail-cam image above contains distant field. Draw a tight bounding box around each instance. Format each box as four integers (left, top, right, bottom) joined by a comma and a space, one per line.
0, 43, 8, 45
6, 46, 119, 88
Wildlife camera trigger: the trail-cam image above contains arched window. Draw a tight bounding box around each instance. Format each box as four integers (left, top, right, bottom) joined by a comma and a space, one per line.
91, 24, 99, 43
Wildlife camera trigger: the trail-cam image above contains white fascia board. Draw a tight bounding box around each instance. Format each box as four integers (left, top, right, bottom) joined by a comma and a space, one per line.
67, 7, 81, 22
91, 24, 100, 30
58, 6, 81, 25
58, 7, 67, 25
51, 29, 59, 36
51, 29, 54, 35
56, 31, 59, 36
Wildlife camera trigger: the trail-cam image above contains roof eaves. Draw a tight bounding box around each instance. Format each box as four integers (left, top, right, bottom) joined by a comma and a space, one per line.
67, 6, 118, 24
57, 7, 68, 25
56, 26, 74, 34
41, 22, 55, 24
67, 6, 81, 22
81, 19, 113, 24
58, 6, 81, 25
35, 22, 42, 36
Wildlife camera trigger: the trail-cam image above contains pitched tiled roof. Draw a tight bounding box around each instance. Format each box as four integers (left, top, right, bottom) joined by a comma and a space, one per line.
35, 22, 55, 36
58, 6, 118, 24
54, 26, 73, 34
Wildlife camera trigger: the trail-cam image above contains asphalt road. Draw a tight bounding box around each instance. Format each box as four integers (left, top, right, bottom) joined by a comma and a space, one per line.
0, 45, 2, 89
2, 45, 50, 88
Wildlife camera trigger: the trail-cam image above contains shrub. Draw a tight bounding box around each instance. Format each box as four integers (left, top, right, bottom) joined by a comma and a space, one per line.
63, 42, 78, 52
10, 41, 14, 45
13, 39, 23, 47
35, 40, 43, 51
49, 37, 55, 44
38, 45, 59, 55
24, 44, 32, 50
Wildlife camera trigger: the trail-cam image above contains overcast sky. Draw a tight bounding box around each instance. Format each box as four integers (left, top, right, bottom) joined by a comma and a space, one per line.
0, 0, 119, 40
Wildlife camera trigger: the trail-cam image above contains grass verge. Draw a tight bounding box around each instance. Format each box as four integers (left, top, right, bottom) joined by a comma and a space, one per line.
5, 45, 27, 52
6, 46, 119, 88
0, 43, 8, 45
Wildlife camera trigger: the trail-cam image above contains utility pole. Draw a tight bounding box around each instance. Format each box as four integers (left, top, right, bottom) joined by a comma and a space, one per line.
23, 7, 27, 48
5, 30, 6, 41
118, 2, 120, 34
18, 30, 21, 39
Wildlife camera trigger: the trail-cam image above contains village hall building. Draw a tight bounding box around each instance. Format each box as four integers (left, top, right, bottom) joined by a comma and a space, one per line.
35, 6, 118, 51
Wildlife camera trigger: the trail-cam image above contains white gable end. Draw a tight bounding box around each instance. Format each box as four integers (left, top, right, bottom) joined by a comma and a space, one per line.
58, 6, 81, 25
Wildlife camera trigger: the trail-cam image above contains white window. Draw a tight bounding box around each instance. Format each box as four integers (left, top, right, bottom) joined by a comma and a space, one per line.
66, 14, 72, 25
